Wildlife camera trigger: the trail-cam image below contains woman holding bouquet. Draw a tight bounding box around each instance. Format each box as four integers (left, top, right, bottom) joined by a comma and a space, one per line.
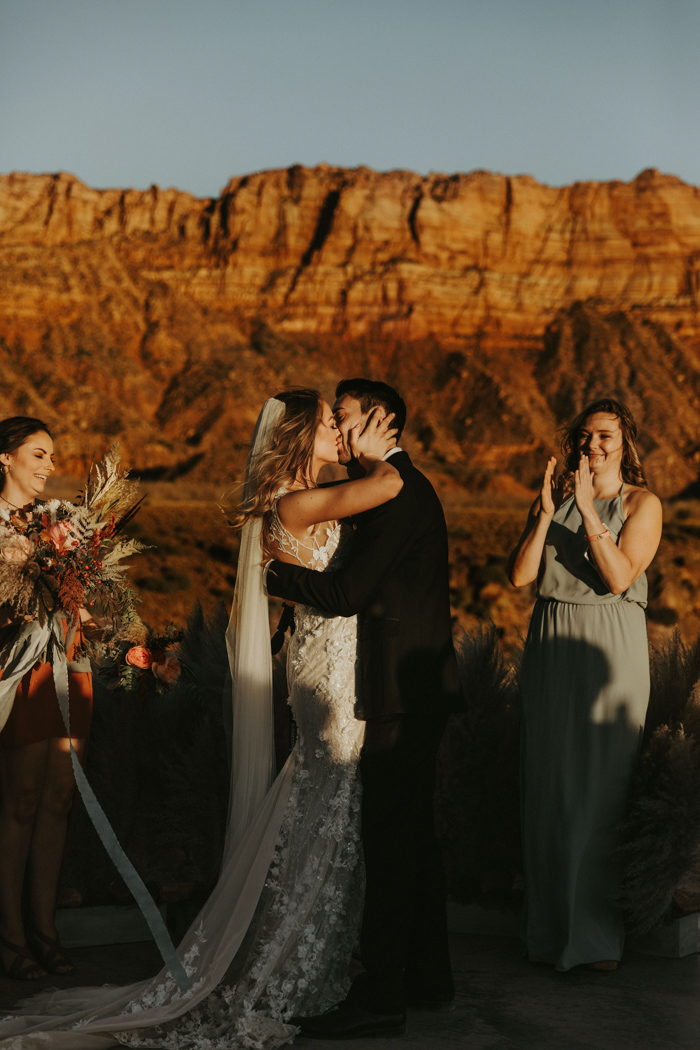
0, 416, 92, 980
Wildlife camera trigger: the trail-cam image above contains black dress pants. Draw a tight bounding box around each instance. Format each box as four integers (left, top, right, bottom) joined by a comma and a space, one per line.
349, 713, 453, 1013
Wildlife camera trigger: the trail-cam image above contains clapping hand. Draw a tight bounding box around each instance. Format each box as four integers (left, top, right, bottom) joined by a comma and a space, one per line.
539, 456, 558, 516
574, 453, 595, 517
349, 409, 398, 464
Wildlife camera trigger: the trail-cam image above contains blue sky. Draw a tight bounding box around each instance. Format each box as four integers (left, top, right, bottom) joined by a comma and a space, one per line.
1, 0, 699, 197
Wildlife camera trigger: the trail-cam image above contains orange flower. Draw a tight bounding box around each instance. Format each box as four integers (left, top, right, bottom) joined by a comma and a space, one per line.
125, 646, 154, 670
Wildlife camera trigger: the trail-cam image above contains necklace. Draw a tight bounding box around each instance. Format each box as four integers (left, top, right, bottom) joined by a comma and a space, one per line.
0, 494, 22, 511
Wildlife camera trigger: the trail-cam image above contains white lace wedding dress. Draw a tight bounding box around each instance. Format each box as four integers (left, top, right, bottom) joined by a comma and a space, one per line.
0, 513, 364, 1050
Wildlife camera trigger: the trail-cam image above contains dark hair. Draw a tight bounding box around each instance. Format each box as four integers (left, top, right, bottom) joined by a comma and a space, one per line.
0, 416, 53, 492
560, 398, 647, 487
335, 378, 407, 438
0, 417, 52, 455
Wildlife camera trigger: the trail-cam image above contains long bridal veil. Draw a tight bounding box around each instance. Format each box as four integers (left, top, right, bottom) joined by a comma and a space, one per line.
225, 397, 286, 862
0, 399, 292, 1050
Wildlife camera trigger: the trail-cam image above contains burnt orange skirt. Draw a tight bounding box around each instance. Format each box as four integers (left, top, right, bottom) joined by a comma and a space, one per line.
0, 624, 93, 747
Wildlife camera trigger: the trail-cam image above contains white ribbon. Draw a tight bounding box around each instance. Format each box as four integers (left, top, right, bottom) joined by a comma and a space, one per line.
0, 618, 191, 993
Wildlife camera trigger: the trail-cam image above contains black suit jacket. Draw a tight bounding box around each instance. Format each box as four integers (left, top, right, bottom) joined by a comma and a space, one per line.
266, 451, 464, 721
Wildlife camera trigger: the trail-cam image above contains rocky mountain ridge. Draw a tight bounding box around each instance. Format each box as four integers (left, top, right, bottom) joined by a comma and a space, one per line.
2, 165, 700, 494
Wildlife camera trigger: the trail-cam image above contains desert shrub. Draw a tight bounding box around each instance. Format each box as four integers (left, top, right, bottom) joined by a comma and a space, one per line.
127, 601, 233, 890
435, 623, 522, 901
61, 603, 232, 902
619, 635, 700, 932
645, 629, 700, 740
619, 723, 700, 934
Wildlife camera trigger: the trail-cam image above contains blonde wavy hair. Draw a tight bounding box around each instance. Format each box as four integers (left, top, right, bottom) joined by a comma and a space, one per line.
560, 398, 647, 488
230, 388, 323, 558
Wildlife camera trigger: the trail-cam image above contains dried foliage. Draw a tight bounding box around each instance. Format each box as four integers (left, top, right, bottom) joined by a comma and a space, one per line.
61, 602, 232, 902
0, 444, 147, 655
619, 636, 700, 934
435, 624, 522, 901
618, 725, 700, 934
644, 629, 700, 741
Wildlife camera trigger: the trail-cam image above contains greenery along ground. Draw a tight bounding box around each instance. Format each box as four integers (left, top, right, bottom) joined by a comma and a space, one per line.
45, 475, 700, 652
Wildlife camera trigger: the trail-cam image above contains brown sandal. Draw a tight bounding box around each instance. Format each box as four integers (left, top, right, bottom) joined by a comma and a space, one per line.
27, 929, 75, 976
0, 933, 48, 981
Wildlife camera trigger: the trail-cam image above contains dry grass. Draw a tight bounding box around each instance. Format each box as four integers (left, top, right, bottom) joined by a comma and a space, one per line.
435, 625, 522, 901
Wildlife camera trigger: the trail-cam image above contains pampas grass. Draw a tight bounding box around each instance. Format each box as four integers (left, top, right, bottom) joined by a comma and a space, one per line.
435, 624, 522, 900
80, 443, 144, 524
619, 651, 700, 934
618, 725, 700, 934
645, 629, 700, 741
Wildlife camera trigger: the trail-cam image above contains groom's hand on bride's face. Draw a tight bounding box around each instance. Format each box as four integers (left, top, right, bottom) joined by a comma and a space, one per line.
333, 394, 366, 466
349, 409, 398, 464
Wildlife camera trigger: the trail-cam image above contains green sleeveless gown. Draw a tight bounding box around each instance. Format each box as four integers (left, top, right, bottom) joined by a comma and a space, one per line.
521, 485, 649, 970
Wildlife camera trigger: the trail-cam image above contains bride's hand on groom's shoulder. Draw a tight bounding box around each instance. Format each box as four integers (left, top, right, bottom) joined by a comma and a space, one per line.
350, 409, 398, 466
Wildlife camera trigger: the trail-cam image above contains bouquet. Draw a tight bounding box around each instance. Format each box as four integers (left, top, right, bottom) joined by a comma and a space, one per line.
102, 623, 183, 694
0, 444, 147, 663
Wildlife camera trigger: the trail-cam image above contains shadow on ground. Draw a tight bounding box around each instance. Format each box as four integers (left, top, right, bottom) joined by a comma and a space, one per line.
1, 934, 699, 1049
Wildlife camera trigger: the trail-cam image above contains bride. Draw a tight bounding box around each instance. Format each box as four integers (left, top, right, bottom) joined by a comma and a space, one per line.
0, 389, 401, 1050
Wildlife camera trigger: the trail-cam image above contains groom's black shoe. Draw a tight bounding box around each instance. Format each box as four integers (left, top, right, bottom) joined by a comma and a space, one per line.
289, 1001, 407, 1040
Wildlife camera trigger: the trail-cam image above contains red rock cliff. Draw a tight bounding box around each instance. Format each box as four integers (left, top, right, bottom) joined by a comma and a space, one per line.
2, 165, 700, 494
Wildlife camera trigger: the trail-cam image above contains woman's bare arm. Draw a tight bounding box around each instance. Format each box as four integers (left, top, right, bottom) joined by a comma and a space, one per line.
279, 412, 403, 531
279, 461, 402, 530
508, 456, 557, 587
574, 459, 662, 593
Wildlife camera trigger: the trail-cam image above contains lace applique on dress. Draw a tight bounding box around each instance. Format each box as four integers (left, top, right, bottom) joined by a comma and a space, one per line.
116, 502, 362, 1050
268, 497, 340, 569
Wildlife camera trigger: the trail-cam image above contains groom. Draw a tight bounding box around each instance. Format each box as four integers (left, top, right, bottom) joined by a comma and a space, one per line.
267, 378, 464, 1039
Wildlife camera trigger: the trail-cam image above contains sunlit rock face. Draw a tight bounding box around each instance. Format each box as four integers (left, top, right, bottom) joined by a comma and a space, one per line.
2, 165, 700, 495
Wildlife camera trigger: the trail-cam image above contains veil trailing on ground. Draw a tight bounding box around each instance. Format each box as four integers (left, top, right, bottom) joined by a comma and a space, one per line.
0, 399, 297, 1049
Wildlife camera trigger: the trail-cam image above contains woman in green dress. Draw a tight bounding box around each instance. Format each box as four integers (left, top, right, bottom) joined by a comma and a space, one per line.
509, 399, 662, 972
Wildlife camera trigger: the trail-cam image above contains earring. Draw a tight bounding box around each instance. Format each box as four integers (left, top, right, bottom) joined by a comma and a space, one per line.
1, 465, 9, 475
